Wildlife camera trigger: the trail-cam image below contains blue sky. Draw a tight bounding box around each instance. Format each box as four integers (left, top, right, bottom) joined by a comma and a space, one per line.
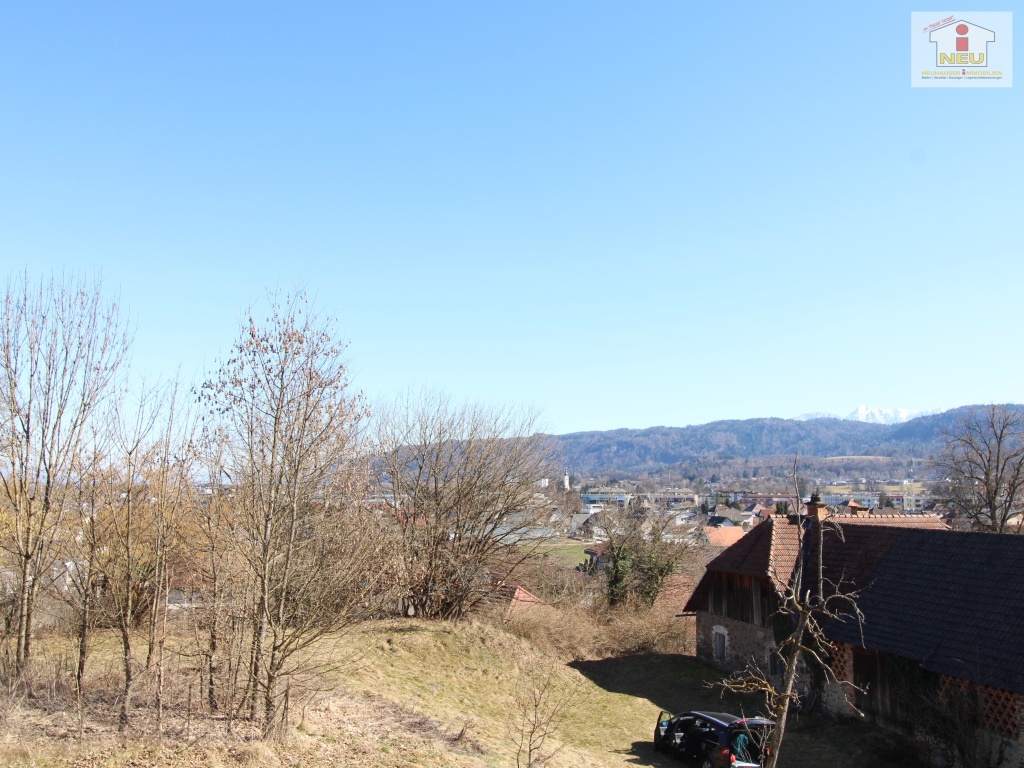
1, 2, 1021, 433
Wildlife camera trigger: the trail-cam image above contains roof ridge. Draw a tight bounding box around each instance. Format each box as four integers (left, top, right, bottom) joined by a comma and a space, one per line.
767, 516, 786, 592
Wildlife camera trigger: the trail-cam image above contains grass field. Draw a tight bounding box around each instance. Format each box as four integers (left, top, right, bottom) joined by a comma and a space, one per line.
536, 539, 590, 569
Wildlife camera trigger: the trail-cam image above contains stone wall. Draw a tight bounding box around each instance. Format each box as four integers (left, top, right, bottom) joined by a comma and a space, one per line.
694, 611, 773, 674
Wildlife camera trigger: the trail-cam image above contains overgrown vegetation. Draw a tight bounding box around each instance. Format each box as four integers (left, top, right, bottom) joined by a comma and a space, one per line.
0, 273, 962, 767
0, 275, 551, 742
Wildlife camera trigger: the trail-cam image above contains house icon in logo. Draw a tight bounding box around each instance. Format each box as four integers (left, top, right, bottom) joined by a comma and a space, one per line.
929, 20, 996, 66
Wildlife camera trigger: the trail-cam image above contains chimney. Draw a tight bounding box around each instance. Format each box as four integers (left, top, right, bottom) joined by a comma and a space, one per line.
806, 493, 828, 522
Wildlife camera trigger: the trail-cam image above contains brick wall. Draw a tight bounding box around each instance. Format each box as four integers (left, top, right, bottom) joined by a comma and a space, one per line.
820, 641, 858, 718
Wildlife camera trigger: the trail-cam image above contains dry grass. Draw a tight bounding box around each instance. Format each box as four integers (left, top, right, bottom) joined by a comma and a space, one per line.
0, 615, 917, 768
501, 593, 693, 661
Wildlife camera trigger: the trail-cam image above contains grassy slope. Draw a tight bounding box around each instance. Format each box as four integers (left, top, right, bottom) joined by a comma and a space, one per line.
335, 619, 911, 768
1, 620, 912, 768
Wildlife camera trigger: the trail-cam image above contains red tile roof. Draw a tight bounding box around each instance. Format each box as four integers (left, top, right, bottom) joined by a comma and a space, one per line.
685, 513, 948, 611
705, 526, 745, 548
829, 512, 947, 527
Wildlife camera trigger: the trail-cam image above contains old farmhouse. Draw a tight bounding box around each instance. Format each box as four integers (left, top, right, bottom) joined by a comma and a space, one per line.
683, 505, 1024, 766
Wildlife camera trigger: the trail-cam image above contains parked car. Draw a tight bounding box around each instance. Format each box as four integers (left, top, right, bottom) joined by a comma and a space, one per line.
653, 710, 773, 768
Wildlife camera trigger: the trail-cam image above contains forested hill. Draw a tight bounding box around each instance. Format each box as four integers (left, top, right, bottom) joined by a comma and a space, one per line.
550, 405, 1021, 475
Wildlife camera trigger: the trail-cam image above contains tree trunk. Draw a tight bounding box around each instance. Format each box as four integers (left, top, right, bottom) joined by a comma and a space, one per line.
119, 629, 133, 731
146, 524, 165, 671
262, 667, 278, 739
248, 581, 267, 721
16, 551, 33, 673
207, 589, 219, 712
76, 584, 91, 691
765, 613, 808, 768
156, 579, 169, 733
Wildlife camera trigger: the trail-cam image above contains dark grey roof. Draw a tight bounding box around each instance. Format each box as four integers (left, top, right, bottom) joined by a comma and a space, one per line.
826, 529, 1024, 694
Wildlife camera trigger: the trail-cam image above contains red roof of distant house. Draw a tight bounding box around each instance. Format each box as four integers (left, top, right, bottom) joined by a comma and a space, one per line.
705, 527, 745, 548
510, 585, 543, 606
840, 499, 868, 509
584, 541, 612, 558
505, 586, 552, 620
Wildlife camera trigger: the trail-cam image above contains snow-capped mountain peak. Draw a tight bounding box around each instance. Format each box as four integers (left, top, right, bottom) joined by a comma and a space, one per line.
846, 406, 915, 425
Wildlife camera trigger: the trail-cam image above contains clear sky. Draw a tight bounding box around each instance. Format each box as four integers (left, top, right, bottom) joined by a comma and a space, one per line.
1, 2, 1021, 434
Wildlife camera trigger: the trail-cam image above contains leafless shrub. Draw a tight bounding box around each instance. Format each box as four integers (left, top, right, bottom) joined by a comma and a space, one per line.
601, 608, 688, 656
373, 392, 554, 620
503, 605, 601, 661
507, 651, 578, 768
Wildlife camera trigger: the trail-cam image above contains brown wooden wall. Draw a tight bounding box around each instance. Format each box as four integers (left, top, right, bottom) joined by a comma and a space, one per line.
707, 572, 773, 628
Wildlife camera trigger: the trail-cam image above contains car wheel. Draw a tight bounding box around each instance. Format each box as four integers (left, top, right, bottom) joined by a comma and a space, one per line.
701, 759, 713, 768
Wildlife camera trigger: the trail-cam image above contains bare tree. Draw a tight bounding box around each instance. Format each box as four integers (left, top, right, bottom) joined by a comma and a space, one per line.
717, 464, 863, 768
143, 383, 197, 732
373, 392, 553, 620
933, 404, 1024, 533
0, 273, 129, 673
190, 427, 237, 715
90, 379, 196, 730
201, 290, 388, 738
71, 458, 102, 688
59, 427, 113, 731
508, 654, 578, 768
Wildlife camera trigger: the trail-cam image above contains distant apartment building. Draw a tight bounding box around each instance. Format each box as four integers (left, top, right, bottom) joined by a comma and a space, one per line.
647, 488, 698, 506
821, 492, 931, 511
580, 488, 633, 507
741, 492, 800, 506
892, 493, 929, 511
822, 492, 882, 508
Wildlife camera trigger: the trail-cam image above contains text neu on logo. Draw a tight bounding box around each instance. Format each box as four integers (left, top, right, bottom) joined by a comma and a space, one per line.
930, 21, 995, 66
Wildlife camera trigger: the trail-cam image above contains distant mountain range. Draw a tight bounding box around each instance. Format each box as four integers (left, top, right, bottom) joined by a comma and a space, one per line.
551, 404, 1021, 475
796, 406, 942, 425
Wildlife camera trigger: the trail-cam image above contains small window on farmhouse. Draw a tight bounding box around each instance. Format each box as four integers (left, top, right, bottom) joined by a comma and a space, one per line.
712, 627, 728, 661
